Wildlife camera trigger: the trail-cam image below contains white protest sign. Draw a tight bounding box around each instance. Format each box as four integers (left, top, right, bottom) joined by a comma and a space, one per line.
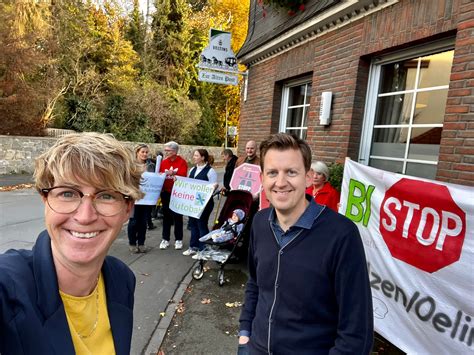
135, 172, 165, 206
340, 159, 474, 353
169, 176, 215, 218
155, 155, 162, 174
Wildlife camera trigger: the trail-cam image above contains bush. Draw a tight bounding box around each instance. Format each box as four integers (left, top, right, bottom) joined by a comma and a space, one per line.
328, 162, 344, 192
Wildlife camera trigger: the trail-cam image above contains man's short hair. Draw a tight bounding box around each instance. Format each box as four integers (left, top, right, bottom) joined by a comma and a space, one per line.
259, 133, 312, 172
164, 141, 179, 152
222, 149, 234, 157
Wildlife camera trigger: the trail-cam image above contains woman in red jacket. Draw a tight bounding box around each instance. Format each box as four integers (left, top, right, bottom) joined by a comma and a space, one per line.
305, 161, 340, 212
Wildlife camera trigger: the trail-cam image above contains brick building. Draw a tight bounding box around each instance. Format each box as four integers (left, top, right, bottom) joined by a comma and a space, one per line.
236, 0, 473, 186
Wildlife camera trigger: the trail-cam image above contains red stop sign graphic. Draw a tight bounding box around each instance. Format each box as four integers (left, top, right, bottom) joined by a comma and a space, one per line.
379, 178, 466, 273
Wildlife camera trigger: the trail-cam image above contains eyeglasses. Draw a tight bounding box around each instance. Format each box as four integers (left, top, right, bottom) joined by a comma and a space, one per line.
41, 186, 131, 217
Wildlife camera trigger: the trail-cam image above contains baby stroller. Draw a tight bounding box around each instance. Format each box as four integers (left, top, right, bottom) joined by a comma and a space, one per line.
191, 190, 254, 286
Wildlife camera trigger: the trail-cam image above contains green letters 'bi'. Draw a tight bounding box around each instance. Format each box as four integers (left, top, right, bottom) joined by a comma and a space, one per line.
344, 179, 375, 227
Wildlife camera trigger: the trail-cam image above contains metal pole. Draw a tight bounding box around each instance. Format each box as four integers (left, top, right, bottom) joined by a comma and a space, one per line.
225, 99, 229, 148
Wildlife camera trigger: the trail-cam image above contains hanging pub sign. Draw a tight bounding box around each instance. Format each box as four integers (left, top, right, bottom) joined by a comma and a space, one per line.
198, 28, 239, 86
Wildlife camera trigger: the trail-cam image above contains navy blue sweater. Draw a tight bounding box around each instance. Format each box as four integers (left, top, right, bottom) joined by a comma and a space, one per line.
239, 207, 373, 354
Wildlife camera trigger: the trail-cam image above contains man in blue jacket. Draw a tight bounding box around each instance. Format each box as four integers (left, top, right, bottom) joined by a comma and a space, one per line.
238, 133, 373, 354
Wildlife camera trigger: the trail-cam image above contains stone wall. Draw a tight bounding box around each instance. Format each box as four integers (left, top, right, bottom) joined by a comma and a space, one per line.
0, 135, 234, 175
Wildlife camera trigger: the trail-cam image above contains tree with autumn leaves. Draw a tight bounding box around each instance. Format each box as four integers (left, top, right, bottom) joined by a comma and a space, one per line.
0, 0, 249, 146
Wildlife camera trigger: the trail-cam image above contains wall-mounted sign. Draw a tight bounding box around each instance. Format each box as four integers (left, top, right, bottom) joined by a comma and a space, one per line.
199, 70, 238, 86
199, 29, 238, 73
228, 126, 238, 136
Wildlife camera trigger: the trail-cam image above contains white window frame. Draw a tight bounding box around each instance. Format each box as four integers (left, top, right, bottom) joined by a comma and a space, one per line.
359, 38, 455, 176
279, 79, 312, 139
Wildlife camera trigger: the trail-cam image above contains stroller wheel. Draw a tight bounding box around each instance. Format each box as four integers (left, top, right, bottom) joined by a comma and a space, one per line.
218, 269, 225, 286
193, 265, 204, 280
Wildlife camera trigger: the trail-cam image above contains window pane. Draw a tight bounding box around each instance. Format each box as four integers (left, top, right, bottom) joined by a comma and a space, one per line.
286, 107, 304, 128
380, 61, 417, 93
288, 85, 306, 106
418, 50, 453, 89
371, 128, 406, 158
374, 93, 414, 126
286, 128, 307, 140
414, 89, 448, 125
305, 84, 312, 104
369, 159, 403, 174
408, 127, 441, 161
405, 162, 437, 180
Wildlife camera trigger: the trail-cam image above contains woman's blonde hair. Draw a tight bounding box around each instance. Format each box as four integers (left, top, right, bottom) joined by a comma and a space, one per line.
34, 132, 144, 200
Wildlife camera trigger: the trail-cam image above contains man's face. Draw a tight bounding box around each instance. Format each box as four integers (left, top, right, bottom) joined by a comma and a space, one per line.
245, 141, 256, 159
164, 147, 177, 160
261, 148, 312, 220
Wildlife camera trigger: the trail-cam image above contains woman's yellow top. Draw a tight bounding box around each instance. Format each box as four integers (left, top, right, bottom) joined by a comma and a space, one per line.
60, 273, 115, 355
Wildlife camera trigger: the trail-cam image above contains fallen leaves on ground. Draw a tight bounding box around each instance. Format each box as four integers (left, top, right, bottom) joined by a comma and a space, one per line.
160, 312, 166, 317
0, 184, 34, 192
140, 272, 150, 276
201, 298, 211, 304
176, 300, 185, 313
225, 301, 243, 308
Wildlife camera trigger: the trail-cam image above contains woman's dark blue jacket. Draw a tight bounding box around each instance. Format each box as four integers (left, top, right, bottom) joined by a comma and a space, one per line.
0, 231, 135, 355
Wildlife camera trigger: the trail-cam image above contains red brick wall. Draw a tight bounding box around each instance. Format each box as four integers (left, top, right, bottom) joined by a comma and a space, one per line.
239, 0, 473, 186
437, 0, 474, 185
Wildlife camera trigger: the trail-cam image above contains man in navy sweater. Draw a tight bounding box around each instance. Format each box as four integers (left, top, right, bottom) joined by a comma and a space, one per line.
238, 133, 373, 354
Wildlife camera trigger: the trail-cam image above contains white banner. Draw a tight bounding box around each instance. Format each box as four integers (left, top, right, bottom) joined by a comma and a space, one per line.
169, 176, 215, 218
135, 172, 165, 206
340, 159, 474, 353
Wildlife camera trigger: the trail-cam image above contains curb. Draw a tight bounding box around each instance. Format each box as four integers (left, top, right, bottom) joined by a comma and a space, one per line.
142, 262, 196, 355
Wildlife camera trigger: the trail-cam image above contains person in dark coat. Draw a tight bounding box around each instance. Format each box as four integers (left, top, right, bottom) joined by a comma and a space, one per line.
221, 148, 238, 193
0, 132, 142, 354
238, 133, 373, 354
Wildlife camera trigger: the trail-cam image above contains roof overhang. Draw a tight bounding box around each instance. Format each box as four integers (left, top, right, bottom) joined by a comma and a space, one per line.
238, 0, 399, 66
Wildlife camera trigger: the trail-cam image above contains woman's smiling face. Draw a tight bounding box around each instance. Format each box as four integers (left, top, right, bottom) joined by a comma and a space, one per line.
44, 182, 132, 268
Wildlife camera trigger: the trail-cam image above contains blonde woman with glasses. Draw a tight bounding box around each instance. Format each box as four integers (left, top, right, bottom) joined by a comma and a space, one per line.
0, 133, 142, 355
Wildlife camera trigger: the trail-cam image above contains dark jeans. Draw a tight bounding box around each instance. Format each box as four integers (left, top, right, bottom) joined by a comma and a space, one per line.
161, 191, 183, 241
237, 343, 249, 355
127, 205, 150, 246
189, 198, 214, 250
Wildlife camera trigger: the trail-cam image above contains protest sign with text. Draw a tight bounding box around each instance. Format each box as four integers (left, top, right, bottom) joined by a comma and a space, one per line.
340, 159, 473, 353
169, 176, 215, 218
135, 172, 165, 206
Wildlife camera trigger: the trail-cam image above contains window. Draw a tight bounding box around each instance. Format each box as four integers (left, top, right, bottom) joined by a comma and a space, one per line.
279, 80, 312, 139
359, 39, 454, 180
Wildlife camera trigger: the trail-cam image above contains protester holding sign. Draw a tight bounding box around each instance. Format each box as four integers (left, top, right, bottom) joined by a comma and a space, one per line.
238, 133, 373, 354
127, 144, 156, 253
305, 161, 340, 212
159, 141, 188, 250
235, 140, 260, 168
182, 149, 219, 256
